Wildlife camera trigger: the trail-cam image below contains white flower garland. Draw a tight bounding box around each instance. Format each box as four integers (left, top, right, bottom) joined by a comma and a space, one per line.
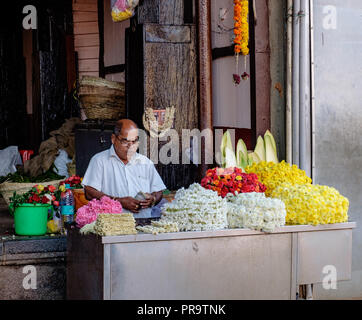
226, 192, 286, 232
161, 183, 228, 231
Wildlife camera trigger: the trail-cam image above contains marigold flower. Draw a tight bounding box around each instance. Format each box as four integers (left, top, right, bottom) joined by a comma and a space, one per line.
271, 183, 349, 225
234, 0, 249, 56
245, 161, 312, 197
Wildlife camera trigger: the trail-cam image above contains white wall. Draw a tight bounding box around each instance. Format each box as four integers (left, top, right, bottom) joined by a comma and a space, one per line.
103, 0, 129, 83
211, 0, 251, 129
311, 0, 362, 299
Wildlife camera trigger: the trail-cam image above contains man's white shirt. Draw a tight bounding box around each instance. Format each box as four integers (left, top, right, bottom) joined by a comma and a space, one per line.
82, 145, 166, 218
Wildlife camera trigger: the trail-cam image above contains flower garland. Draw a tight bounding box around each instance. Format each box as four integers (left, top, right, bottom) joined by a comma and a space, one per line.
233, 0, 249, 84
75, 196, 123, 228
161, 183, 228, 232
271, 183, 349, 225
201, 167, 266, 198
245, 161, 312, 197
234, 0, 249, 56
226, 192, 286, 232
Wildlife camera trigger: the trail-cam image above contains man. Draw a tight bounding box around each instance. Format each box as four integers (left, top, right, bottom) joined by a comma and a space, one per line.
82, 119, 166, 218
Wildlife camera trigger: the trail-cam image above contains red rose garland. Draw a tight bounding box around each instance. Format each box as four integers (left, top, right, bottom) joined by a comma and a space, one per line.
201, 167, 266, 198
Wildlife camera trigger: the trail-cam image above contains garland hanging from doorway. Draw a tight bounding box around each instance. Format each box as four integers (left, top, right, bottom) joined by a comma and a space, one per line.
233, 0, 250, 85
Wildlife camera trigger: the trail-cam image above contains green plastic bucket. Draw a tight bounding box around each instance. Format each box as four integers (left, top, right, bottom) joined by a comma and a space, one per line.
13, 204, 51, 236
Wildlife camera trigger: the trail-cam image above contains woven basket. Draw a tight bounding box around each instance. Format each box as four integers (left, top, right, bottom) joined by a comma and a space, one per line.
80, 76, 125, 91
0, 179, 64, 206
79, 76, 125, 120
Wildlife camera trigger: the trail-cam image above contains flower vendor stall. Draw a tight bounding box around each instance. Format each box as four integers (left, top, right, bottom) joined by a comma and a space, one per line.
67, 134, 355, 299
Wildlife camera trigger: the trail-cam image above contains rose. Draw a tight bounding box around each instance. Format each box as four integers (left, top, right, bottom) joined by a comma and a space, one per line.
41, 196, 49, 204
201, 168, 266, 198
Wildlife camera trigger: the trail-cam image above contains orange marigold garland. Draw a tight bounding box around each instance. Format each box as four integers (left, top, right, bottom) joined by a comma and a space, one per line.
233, 0, 249, 84
234, 0, 249, 56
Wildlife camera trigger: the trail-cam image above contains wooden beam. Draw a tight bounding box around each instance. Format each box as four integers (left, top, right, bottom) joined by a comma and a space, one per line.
74, 21, 99, 34
72, 2, 98, 12
66, 34, 77, 93
74, 33, 99, 47
75, 46, 99, 59
78, 58, 99, 72
196, 0, 213, 178
98, 0, 105, 78
73, 11, 98, 22
250, 0, 271, 146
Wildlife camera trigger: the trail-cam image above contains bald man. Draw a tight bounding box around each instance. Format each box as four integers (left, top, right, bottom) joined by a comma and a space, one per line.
82, 119, 166, 218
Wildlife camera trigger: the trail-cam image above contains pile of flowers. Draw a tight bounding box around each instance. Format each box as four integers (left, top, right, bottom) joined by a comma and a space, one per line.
75, 196, 123, 228
10, 184, 60, 209
161, 183, 228, 231
226, 192, 286, 232
60, 175, 83, 189
271, 183, 349, 225
201, 167, 266, 198
245, 161, 312, 197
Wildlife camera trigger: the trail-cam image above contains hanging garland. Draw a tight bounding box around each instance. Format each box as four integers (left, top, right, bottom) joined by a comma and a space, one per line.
234, 0, 249, 56
233, 0, 249, 84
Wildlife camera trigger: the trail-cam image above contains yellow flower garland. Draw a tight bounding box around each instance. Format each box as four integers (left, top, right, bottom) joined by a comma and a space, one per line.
245, 161, 312, 197
234, 0, 249, 56
271, 183, 349, 225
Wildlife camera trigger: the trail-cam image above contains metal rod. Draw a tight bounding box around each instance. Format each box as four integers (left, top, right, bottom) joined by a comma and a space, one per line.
299, 0, 311, 177
292, 0, 300, 166
309, 0, 316, 182
286, 0, 293, 164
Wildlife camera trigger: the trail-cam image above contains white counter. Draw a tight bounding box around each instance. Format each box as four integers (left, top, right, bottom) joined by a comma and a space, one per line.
67, 222, 356, 300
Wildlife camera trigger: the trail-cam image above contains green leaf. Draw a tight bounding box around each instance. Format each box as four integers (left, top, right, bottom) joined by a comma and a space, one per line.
225, 147, 237, 168
220, 131, 234, 168
264, 130, 277, 155
236, 139, 248, 169
254, 136, 266, 162
265, 135, 279, 163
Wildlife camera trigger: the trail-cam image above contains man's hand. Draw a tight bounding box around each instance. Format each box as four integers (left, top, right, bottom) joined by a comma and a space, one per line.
140, 193, 155, 209
119, 197, 142, 213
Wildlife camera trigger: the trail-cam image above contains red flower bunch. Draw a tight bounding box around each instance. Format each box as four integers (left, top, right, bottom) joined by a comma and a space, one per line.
9, 184, 64, 214
61, 175, 83, 189
26, 185, 58, 205
201, 167, 266, 198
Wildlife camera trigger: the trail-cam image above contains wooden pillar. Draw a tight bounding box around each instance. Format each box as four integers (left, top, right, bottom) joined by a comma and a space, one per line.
126, 0, 199, 190
196, 0, 213, 178
250, 0, 271, 146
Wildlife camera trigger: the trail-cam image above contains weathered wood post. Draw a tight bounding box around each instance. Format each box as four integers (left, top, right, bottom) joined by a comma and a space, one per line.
126, 0, 200, 190
196, 0, 213, 180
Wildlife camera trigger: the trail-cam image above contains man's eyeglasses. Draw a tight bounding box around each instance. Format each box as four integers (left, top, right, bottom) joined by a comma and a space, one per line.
115, 135, 140, 146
